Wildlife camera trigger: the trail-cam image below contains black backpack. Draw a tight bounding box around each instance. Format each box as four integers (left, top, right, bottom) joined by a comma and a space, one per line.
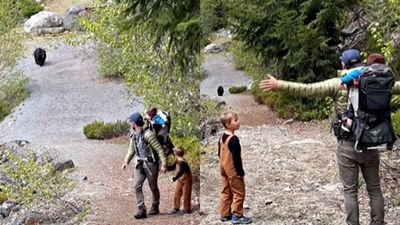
354, 64, 396, 151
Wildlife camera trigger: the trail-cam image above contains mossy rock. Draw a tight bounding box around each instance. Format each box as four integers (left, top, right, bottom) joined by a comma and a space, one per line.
0, 193, 8, 204
83, 120, 130, 139
228, 86, 247, 94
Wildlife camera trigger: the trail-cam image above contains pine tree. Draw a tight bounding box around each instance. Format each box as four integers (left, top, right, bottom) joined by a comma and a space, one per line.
227, 0, 360, 82
118, 0, 200, 69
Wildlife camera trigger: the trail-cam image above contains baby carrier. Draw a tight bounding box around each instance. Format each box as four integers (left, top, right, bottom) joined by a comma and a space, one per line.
353, 64, 396, 152
147, 110, 174, 156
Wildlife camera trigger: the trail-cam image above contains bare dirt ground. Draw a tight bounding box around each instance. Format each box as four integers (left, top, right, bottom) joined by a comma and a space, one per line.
200, 53, 400, 225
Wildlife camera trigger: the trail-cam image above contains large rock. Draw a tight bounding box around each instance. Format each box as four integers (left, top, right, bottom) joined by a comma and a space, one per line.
24, 11, 64, 33
53, 159, 75, 172
36, 27, 65, 35
384, 31, 400, 48
64, 6, 87, 31
0, 201, 17, 218
204, 42, 230, 54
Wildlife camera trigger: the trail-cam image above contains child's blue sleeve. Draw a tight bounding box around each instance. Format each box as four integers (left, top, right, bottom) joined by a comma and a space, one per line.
153, 115, 166, 125
340, 67, 366, 84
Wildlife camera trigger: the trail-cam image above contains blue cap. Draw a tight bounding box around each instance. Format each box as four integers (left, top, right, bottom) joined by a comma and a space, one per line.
340, 49, 361, 66
129, 112, 144, 126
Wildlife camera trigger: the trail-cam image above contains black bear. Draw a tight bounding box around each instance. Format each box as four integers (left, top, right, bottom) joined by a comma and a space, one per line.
34, 48, 46, 66
217, 85, 224, 96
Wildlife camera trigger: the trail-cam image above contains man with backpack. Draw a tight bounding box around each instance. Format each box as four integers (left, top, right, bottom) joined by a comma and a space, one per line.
122, 112, 168, 219
259, 49, 396, 225
339, 53, 396, 152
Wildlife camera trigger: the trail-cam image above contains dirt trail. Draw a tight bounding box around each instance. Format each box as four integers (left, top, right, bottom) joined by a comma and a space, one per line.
199, 53, 400, 225
0, 40, 199, 224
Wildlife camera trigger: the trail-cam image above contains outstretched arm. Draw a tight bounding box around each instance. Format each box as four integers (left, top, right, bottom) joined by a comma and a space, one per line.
259, 75, 341, 98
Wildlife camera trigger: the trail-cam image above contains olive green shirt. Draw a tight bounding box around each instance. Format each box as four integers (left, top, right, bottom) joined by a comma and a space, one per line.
124, 126, 167, 167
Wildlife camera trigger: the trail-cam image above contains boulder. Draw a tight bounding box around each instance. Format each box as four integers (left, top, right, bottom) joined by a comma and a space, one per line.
24, 11, 63, 33
204, 42, 230, 54
36, 27, 65, 35
0, 201, 17, 218
64, 6, 87, 31
54, 159, 75, 172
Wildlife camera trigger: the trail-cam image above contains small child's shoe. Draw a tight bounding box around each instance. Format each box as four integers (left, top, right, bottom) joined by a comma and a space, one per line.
182, 209, 191, 214
231, 215, 252, 224
170, 208, 181, 214
219, 214, 232, 222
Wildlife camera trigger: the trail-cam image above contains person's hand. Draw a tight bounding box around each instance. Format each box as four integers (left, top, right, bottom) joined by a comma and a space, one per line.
259, 75, 278, 91
160, 166, 167, 173
122, 163, 128, 170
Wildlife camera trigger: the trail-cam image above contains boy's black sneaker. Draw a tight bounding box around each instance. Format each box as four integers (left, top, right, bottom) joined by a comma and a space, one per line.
219, 214, 232, 222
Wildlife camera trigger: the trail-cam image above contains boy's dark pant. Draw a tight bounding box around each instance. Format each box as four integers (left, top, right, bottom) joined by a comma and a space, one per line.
174, 172, 193, 211
220, 173, 245, 217
337, 140, 384, 225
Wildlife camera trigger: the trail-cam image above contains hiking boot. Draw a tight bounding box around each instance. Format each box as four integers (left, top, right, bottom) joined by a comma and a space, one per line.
148, 205, 160, 215
219, 214, 232, 222
231, 215, 252, 224
134, 206, 147, 219
170, 208, 181, 214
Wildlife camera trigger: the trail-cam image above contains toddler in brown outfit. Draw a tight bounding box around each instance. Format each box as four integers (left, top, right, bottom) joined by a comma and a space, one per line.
168, 147, 193, 214
219, 111, 252, 224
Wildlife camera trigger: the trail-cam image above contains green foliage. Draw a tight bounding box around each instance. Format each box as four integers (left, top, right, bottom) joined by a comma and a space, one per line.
257, 90, 331, 121
171, 136, 201, 175
76, 2, 219, 174
0, 75, 30, 121
357, 176, 365, 188
395, 194, 400, 207
201, 0, 229, 37
94, 44, 124, 78
17, 0, 44, 17
78, 3, 219, 139
0, 1, 24, 71
228, 85, 247, 94
390, 96, 400, 112
118, 0, 201, 69
83, 120, 130, 139
226, 0, 360, 82
0, 1, 28, 121
0, 193, 7, 204
232, 41, 332, 120
391, 110, 400, 135
74, 205, 92, 223
364, 0, 400, 75
0, 149, 73, 208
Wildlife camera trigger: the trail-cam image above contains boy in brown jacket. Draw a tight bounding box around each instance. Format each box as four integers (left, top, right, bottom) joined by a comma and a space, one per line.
168, 147, 193, 214
219, 111, 252, 224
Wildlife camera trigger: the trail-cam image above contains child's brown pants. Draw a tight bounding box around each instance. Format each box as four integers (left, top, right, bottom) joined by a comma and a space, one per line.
219, 174, 245, 217
174, 173, 193, 211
